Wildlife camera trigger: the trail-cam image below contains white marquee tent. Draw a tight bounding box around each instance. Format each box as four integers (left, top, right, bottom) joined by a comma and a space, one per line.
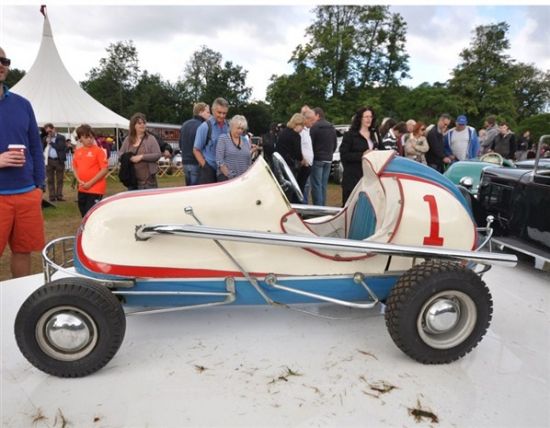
11, 9, 129, 130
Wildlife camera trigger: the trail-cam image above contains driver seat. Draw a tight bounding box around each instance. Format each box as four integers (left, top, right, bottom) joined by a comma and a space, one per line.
343, 151, 394, 240
281, 151, 400, 258
347, 191, 377, 240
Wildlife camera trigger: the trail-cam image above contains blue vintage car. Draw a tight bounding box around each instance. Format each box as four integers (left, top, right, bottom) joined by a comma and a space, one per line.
444, 153, 515, 196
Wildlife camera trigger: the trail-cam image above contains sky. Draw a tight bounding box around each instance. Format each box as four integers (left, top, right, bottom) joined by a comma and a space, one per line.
1, 2, 549, 102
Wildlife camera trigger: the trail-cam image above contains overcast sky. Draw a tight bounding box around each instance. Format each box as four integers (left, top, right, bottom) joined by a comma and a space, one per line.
1, 3, 548, 102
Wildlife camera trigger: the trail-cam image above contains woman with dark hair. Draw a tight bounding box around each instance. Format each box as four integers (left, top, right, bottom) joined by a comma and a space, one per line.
339, 107, 382, 205
118, 113, 161, 190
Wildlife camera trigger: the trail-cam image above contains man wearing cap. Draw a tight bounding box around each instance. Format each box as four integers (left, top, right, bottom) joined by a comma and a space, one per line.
444, 115, 479, 162
0, 46, 46, 278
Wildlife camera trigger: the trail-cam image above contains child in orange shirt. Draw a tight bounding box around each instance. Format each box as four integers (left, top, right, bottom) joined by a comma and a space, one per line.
73, 124, 108, 217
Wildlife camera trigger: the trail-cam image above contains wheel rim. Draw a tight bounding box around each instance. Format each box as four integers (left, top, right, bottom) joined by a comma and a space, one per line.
417, 291, 477, 349
35, 306, 98, 361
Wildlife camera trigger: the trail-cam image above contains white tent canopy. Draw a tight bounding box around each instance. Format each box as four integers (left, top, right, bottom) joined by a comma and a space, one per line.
11, 10, 129, 130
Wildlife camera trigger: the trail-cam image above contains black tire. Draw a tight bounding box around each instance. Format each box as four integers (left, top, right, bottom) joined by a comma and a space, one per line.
15, 278, 126, 377
384, 260, 492, 364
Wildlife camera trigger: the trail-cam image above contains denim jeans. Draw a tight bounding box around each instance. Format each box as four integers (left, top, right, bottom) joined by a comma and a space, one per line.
183, 164, 200, 186
310, 160, 331, 206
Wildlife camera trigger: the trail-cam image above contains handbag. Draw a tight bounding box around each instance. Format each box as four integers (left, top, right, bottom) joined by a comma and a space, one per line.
118, 136, 145, 188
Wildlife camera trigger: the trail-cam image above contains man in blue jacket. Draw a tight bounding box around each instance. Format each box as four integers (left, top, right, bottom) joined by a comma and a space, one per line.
0, 47, 46, 278
179, 102, 210, 186
444, 115, 479, 161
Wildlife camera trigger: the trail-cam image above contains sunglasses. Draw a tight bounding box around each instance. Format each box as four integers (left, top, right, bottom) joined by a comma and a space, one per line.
0, 57, 11, 67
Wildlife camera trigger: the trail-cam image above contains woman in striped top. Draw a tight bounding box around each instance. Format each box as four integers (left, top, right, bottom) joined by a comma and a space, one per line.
216, 115, 253, 181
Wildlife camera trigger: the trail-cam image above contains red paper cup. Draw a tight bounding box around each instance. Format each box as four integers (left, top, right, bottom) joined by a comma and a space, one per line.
8, 144, 26, 153
8, 144, 26, 164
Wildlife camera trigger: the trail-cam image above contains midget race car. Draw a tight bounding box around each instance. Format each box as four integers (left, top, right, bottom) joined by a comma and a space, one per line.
14, 151, 517, 377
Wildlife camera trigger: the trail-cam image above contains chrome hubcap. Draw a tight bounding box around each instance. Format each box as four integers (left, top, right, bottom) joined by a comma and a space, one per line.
417, 291, 477, 349
36, 306, 98, 361
424, 298, 460, 334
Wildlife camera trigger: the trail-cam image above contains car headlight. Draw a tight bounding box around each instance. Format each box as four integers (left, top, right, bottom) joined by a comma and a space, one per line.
459, 176, 474, 189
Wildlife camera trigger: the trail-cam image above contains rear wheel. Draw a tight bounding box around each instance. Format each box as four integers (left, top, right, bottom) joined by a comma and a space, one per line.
15, 278, 126, 377
384, 260, 492, 364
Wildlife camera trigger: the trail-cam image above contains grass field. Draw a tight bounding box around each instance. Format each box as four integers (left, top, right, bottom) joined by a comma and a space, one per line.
0, 173, 343, 281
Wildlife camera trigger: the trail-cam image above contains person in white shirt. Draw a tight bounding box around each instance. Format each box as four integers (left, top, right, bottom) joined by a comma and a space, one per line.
444, 115, 479, 161
298, 106, 315, 204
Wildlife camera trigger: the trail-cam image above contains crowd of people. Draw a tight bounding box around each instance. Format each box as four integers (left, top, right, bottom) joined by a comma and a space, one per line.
1, 41, 548, 279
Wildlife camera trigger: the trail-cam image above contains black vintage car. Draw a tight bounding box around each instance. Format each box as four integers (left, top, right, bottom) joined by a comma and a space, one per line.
477, 136, 550, 269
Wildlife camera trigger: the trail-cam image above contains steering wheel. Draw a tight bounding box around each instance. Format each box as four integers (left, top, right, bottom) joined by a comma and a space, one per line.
271, 152, 304, 202
479, 152, 504, 166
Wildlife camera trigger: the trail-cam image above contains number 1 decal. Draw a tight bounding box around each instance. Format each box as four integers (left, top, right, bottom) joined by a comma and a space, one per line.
423, 195, 444, 246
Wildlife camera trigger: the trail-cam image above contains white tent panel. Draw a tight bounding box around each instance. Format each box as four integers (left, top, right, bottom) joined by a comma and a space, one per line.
11, 13, 129, 129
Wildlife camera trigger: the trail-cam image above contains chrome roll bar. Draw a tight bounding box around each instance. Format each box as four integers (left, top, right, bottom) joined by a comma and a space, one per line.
135, 223, 517, 267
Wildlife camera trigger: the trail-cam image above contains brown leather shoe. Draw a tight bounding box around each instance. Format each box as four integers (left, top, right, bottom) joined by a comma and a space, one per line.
56, 196, 66, 201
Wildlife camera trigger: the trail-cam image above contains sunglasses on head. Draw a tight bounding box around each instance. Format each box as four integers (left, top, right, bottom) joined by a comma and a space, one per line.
0, 57, 11, 67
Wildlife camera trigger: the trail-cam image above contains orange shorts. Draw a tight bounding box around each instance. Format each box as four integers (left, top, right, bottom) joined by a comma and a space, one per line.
0, 188, 46, 256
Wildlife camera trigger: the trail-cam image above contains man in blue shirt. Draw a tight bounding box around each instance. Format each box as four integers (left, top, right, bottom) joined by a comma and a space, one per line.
179, 101, 210, 186
0, 46, 46, 278
193, 97, 229, 184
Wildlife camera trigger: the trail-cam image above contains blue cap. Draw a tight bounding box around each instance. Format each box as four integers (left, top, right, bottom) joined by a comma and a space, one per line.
456, 115, 468, 125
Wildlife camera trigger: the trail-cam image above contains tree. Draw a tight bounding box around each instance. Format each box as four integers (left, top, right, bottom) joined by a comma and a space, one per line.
290, 5, 409, 98
510, 63, 550, 122
448, 23, 515, 127
293, 6, 359, 98
179, 46, 252, 108
127, 71, 181, 123
393, 83, 461, 125
5, 68, 25, 88
266, 67, 326, 123
380, 13, 410, 87
517, 113, 550, 145
181, 46, 222, 102
81, 40, 140, 116
266, 5, 409, 121
233, 101, 273, 136
449, 22, 550, 128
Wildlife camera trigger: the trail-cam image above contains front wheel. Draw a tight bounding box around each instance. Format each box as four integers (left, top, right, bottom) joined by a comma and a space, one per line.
384, 260, 492, 364
15, 278, 126, 377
